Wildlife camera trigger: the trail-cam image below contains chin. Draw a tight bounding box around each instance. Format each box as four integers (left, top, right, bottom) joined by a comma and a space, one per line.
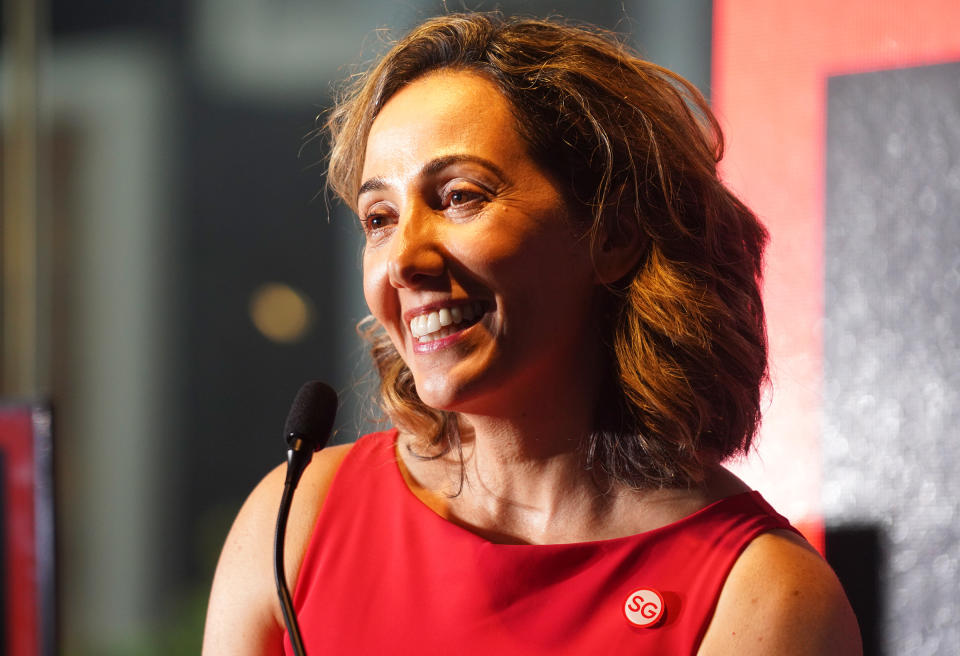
414, 382, 465, 413
412, 373, 487, 415
418, 382, 520, 420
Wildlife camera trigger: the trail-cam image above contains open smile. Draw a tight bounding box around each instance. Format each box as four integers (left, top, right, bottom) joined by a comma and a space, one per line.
408, 301, 487, 343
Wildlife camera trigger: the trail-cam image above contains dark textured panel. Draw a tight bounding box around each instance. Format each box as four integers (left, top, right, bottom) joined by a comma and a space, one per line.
178, 92, 368, 584
825, 61, 960, 655
825, 525, 884, 656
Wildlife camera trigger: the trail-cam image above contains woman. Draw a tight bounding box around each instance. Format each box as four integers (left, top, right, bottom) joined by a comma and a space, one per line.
204, 13, 861, 655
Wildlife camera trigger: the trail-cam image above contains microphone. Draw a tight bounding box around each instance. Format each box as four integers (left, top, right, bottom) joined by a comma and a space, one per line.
275, 381, 338, 656
283, 381, 338, 488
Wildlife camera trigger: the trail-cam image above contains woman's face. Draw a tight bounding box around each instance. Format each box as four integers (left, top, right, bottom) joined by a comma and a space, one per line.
358, 69, 601, 415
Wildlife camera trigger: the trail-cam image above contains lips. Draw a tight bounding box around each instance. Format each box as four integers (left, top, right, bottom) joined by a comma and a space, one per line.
408, 301, 486, 343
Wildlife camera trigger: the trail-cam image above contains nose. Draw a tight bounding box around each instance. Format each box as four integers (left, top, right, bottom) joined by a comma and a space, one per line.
387, 207, 445, 289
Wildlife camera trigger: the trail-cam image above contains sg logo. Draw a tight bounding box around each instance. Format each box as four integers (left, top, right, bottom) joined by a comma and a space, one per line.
623, 588, 665, 628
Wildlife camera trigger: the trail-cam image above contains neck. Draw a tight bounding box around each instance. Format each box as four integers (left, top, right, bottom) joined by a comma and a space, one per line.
458, 405, 590, 492
402, 367, 620, 544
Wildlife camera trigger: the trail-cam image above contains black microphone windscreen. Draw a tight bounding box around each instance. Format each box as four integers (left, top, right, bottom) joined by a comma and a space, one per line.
283, 381, 338, 451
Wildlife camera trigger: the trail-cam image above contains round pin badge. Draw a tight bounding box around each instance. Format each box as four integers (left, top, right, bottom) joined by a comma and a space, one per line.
623, 588, 665, 628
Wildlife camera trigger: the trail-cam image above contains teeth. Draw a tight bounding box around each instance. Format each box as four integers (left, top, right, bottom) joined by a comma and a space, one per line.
410, 315, 428, 335
409, 303, 485, 339
418, 324, 458, 343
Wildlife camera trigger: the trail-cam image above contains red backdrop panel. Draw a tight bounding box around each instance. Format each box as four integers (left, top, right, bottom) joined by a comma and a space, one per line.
0, 406, 40, 656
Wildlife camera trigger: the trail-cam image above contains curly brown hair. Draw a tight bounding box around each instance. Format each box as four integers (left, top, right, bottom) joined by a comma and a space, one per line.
325, 12, 769, 488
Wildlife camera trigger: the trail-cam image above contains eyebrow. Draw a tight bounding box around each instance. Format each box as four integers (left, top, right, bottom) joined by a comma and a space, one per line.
356, 154, 510, 202
357, 177, 388, 198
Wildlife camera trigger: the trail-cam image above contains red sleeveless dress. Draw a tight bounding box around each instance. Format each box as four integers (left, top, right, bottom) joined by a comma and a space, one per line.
287, 430, 798, 655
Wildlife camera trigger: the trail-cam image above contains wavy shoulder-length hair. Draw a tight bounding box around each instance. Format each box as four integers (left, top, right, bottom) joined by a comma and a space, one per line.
325, 13, 769, 488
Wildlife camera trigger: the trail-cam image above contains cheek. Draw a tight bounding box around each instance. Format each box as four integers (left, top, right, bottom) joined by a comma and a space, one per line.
361, 252, 389, 318
362, 253, 404, 341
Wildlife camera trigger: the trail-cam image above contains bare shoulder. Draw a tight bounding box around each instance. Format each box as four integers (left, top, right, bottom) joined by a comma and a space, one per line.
698, 529, 862, 656
202, 443, 354, 656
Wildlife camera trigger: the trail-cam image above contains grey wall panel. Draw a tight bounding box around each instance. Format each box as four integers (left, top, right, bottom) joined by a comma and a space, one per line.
825, 60, 960, 656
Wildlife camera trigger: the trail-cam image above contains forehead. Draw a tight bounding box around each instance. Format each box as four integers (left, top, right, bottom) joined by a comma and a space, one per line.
361, 69, 526, 180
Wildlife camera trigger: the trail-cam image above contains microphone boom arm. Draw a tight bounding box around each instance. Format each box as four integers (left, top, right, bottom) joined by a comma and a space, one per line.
273, 382, 338, 656
275, 459, 306, 656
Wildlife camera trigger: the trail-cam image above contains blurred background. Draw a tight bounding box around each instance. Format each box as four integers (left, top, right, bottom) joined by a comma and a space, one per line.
1, 0, 957, 654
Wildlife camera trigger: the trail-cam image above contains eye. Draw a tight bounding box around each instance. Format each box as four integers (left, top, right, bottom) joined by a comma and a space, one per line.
359, 202, 397, 238
363, 213, 391, 232
442, 184, 487, 211
449, 190, 473, 205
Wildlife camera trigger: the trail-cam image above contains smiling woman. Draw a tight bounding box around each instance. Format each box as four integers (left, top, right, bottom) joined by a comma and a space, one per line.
202, 12, 862, 656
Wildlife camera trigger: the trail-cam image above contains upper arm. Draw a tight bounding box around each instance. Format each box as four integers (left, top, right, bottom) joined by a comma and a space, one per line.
698, 530, 863, 656
201, 443, 353, 656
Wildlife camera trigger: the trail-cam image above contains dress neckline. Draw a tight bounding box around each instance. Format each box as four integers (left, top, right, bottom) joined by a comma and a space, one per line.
383, 428, 760, 549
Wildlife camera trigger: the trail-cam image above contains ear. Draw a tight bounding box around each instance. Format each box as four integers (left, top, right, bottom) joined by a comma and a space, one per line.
592, 214, 647, 285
